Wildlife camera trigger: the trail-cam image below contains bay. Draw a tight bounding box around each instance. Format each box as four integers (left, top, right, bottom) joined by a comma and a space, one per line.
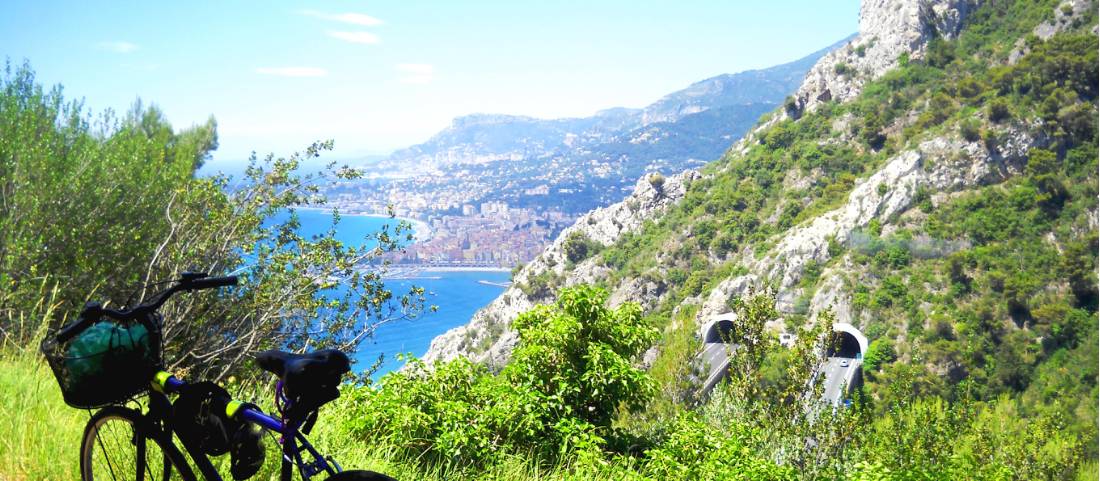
288, 208, 509, 379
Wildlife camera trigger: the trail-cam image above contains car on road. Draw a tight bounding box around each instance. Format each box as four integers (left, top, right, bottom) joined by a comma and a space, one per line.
839, 359, 850, 367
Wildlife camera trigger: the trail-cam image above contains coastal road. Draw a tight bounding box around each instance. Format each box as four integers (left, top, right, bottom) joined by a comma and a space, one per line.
699, 341, 736, 395
821, 356, 860, 405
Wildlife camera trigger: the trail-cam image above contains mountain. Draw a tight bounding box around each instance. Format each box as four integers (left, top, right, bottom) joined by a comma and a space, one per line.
386, 38, 849, 172
424, 0, 1098, 466
637, 46, 828, 125
364, 38, 852, 216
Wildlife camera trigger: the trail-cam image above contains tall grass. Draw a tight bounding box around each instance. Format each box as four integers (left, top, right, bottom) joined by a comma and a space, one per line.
0, 349, 85, 480
0, 344, 583, 481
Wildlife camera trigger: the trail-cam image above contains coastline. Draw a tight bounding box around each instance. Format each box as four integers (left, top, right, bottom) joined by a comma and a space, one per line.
419, 266, 511, 273
297, 206, 433, 242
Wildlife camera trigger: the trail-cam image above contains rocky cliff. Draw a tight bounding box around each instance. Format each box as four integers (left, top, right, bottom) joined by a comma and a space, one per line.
421, 0, 1097, 374
791, 0, 977, 114
422, 169, 700, 367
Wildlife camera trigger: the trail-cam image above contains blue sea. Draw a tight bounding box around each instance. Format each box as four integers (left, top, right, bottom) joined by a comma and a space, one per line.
288, 208, 509, 379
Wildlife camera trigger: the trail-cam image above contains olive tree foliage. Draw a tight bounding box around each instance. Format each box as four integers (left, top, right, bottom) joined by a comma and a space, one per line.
0, 61, 425, 382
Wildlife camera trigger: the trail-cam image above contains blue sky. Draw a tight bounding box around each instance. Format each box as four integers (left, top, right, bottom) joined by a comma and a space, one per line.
2, 1, 857, 164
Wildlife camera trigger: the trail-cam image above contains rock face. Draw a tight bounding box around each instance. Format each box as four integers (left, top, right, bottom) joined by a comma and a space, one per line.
791, 0, 978, 115
695, 123, 1046, 328
1009, 0, 1094, 63
420, 0, 1040, 368
421, 170, 700, 368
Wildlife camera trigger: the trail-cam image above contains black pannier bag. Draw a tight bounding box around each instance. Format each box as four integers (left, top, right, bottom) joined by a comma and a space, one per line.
172, 381, 265, 480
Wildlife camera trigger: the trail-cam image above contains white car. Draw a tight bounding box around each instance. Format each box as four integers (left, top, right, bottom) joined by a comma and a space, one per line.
839, 359, 850, 367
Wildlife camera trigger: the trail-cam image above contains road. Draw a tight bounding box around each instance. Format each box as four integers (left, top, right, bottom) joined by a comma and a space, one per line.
821, 356, 860, 405
696, 342, 862, 406
699, 341, 734, 395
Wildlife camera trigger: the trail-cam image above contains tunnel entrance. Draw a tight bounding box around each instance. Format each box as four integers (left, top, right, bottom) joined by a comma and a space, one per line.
827, 331, 862, 358
705, 319, 735, 344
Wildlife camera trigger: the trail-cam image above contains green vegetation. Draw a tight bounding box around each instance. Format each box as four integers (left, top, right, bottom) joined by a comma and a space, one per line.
0, 61, 426, 382
562, 230, 603, 265
1, 0, 1097, 479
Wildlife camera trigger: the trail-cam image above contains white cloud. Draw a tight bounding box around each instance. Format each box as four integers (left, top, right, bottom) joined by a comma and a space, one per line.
396, 64, 434, 84
299, 10, 383, 26
96, 41, 138, 53
327, 31, 380, 44
255, 67, 328, 78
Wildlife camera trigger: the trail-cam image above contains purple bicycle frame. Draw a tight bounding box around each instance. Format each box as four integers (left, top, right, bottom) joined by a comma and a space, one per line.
154, 371, 338, 480
160, 374, 283, 431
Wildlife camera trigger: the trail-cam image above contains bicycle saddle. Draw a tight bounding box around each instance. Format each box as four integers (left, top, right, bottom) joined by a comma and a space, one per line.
256, 349, 350, 419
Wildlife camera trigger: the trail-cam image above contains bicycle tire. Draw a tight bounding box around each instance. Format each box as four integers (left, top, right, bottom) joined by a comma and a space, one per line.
325, 470, 399, 481
80, 406, 194, 481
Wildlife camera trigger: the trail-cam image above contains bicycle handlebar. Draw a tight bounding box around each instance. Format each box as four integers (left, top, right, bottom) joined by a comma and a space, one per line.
186, 275, 238, 290
54, 272, 238, 344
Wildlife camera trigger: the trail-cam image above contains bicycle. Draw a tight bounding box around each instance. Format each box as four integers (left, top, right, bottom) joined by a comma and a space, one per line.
41, 272, 397, 481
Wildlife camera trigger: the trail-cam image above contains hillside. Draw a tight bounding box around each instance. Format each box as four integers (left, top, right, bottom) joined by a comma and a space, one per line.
424, 0, 1098, 465
385, 38, 844, 171
360, 38, 851, 215
2, 0, 1097, 479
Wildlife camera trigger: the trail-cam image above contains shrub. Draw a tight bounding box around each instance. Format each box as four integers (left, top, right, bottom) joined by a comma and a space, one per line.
648, 173, 666, 191
959, 118, 982, 141
987, 97, 1012, 122
337, 285, 657, 468
783, 96, 800, 118
563, 231, 598, 264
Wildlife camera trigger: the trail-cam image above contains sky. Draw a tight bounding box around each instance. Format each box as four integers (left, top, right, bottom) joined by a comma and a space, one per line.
1, 1, 858, 165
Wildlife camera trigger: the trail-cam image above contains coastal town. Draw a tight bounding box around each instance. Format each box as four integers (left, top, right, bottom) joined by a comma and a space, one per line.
326, 187, 577, 268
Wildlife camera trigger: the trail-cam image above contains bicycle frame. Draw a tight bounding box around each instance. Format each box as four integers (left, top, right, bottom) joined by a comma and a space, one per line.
148, 371, 341, 481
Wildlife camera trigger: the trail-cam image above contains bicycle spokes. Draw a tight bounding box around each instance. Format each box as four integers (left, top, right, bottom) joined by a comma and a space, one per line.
83, 413, 174, 481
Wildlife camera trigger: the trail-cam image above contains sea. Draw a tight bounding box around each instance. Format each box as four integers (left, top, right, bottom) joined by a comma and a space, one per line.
288, 208, 509, 379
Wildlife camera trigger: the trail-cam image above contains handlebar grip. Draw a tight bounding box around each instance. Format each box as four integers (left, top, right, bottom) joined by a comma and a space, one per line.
186, 275, 238, 290
55, 302, 103, 344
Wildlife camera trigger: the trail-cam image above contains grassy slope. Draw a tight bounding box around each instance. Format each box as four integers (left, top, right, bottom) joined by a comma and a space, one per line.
0, 348, 599, 481
0, 349, 83, 480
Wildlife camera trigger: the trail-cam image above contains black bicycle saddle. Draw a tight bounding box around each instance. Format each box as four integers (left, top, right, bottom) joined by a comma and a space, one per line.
256, 349, 350, 417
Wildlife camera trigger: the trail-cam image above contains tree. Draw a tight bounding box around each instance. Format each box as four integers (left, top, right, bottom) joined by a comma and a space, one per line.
0, 63, 425, 382
506, 284, 657, 427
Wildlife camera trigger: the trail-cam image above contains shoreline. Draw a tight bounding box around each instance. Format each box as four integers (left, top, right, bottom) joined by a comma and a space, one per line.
297, 206, 433, 242
417, 266, 511, 273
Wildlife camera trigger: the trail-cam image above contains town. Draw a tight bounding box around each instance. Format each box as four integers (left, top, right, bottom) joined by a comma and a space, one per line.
326, 183, 577, 268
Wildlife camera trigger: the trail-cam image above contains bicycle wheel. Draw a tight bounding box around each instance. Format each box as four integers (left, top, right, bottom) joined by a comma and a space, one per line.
80, 406, 192, 481
325, 470, 398, 481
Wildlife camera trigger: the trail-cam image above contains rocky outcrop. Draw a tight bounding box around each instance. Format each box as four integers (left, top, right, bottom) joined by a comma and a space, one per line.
696, 123, 1046, 329
1009, 0, 1095, 63
420, 0, 1054, 368
791, 0, 978, 115
421, 170, 701, 368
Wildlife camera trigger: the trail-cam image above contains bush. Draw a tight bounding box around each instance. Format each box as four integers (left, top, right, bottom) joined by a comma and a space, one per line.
959, 118, 982, 141
337, 285, 657, 469
987, 97, 1012, 123
648, 173, 666, 191
563, 231, 602, 264
0, 64, 421, 380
